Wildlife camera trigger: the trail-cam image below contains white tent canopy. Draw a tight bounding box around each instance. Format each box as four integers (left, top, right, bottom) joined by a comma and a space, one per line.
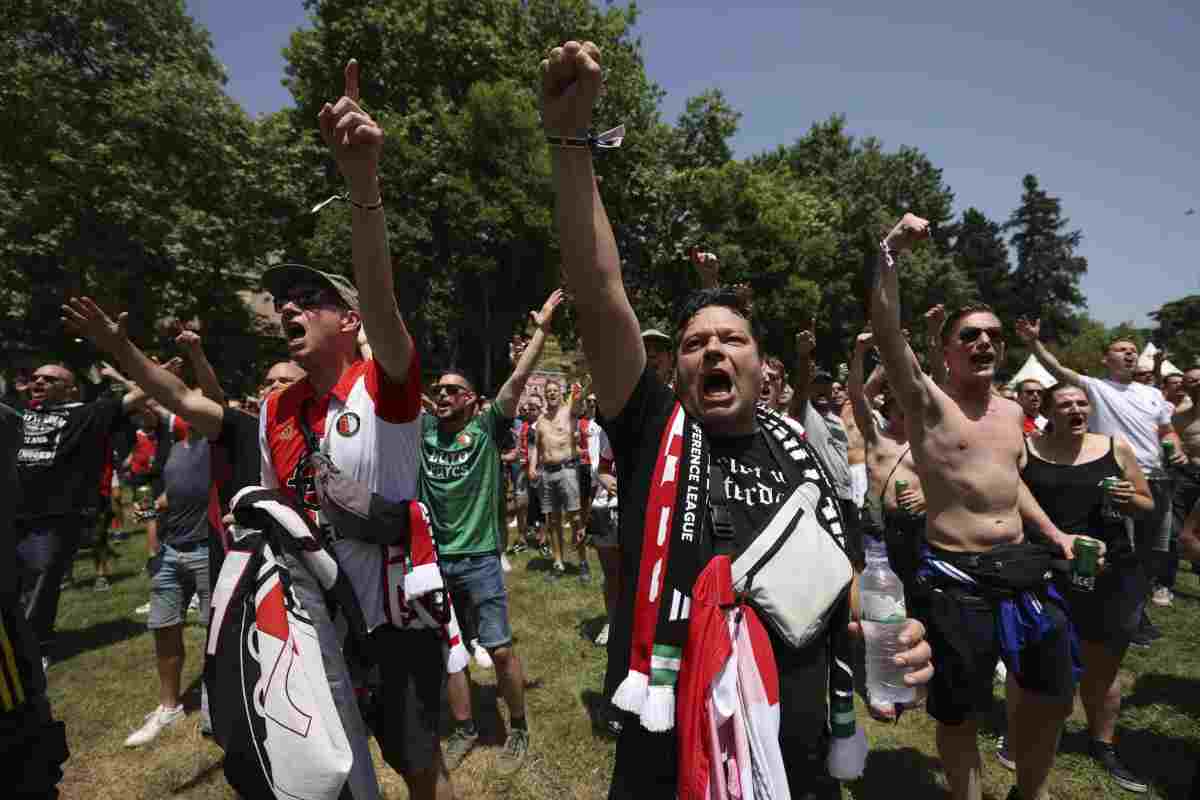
1140, 342, 1183, 377
1008, 354, 1058, 390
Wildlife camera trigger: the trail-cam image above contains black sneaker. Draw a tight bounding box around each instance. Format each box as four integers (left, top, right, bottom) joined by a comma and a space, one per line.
1089, 741, 1148, 793
539, 544, 551, 559
546, 563, 565, 582
508, 541, 527, 555
1129, 630, 1154, 649
443, 724, 479, 770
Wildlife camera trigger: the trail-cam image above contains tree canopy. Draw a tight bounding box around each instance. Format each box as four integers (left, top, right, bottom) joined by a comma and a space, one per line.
3, 0, 1185, 397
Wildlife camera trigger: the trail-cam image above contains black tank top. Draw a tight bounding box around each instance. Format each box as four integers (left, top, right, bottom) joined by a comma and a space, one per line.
1021, 437, 1130, 558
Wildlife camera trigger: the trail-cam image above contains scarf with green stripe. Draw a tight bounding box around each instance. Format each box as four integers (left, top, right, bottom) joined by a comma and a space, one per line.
613, 402, 857, 740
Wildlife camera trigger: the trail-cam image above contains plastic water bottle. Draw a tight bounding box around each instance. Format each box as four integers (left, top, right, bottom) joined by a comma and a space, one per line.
861, 537, 915, 705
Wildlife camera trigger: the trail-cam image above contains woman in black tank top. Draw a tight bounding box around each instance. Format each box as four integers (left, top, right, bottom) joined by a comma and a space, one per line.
1021, 383, 1153, 792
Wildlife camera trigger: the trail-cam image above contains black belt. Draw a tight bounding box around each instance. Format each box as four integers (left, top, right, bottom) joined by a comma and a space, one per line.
542, 459, 580, 473
167, 540, 207, 553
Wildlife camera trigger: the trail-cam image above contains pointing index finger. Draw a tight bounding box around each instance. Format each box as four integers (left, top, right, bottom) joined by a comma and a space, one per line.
345, 59, 360, 103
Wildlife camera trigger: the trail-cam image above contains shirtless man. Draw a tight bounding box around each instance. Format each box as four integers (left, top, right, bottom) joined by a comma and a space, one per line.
530, 381, 584, 579
840, 377, 869, 509
849, 332, 925, 589
872, 214, 1085, 800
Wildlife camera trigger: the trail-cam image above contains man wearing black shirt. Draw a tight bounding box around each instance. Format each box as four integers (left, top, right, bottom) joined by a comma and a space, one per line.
541, 40, 933, 798
16, 363, 142, 663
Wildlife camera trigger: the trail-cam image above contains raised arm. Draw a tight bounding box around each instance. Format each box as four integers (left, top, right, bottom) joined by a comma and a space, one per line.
690, 248, 720, 290
175, 330, 226, 406
98, 362, 148, 413
542, 41, 643, 419
318, 59, 413, 383
847, 331, 879, 447
923, 304, 948, 385
869, 214, 934, 418
1014, 317, 1085, 388
788, 321, 815, 420
495, 290, 564, 418
63, 298, 226, 440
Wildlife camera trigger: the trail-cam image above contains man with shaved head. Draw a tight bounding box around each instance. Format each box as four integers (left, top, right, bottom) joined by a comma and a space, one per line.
15, 361, 142, 667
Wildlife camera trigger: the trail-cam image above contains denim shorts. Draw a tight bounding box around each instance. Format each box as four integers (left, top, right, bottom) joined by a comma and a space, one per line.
439, 554, 512, 650
148, 543, 211, 630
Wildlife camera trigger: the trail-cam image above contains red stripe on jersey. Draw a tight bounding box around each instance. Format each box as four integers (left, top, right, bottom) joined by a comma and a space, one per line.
362, 351, 422, 423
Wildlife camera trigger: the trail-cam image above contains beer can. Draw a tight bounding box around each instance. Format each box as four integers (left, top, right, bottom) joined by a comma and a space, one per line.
1099, 476, 1122, 521
1071, 535, 1102, 592
1163, 440, 1176, 462
895, 480, 910, 513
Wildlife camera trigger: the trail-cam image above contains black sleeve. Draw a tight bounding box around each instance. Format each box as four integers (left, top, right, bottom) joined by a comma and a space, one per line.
216, 407, 261, 496
598, 366, 674, 465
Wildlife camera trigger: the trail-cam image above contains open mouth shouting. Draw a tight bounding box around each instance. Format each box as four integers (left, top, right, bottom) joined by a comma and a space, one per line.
969, 351, 996, 370
1066, 411, 1087, 432
702, 368, 735, 405
283, 317, 307, 351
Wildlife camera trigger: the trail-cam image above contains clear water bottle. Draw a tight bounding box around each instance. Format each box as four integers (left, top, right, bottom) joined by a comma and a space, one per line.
861, 537, 916, 705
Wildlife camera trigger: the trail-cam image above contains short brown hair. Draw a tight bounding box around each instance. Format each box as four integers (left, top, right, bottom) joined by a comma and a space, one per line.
940, 303, 999, 344
1104, 336, 1140, 353
1017, 379, 1044, 393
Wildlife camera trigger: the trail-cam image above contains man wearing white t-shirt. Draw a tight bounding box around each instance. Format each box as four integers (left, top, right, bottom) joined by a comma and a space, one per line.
1018, 323, 1187, 646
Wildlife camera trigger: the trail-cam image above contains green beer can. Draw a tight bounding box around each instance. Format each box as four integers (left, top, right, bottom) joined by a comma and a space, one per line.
895, 480, 910, 516
1072, 535, 1102, 592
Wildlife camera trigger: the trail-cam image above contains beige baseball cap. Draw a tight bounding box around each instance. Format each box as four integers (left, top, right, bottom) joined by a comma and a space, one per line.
261, 263, 359, 311
641, 328, 672, 344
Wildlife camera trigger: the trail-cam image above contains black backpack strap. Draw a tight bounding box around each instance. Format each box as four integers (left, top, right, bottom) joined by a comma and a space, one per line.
708, 460, 737, 557
296, 398, 322, 456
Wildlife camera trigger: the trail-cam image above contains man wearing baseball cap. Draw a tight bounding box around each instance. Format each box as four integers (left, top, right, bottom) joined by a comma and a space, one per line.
641, 329, 673, 386
254, 61, 447, 800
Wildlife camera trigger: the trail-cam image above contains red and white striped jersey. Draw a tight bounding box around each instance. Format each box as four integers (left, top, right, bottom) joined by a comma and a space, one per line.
260, 356, 423, 631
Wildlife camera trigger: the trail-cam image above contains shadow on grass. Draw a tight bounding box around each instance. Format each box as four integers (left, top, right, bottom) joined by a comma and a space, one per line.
54, 617, 146, 661
850, 746, 948, 798
1060, 725, 1198, 800
1122, 672, 1200, 718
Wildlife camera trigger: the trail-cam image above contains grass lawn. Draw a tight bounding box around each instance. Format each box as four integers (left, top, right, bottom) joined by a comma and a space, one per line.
50, 526, 1199, 799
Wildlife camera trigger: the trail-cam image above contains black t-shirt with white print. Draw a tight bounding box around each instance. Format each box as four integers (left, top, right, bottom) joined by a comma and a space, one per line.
602, 367, 837, 797
17, 396, 127, 521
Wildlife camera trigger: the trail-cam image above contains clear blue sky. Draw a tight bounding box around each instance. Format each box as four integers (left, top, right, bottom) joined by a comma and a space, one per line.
187, 0, 1200, 328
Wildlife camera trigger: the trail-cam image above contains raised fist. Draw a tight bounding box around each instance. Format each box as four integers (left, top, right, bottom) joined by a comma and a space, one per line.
796, 318, 817, 358
541, 41, 603, 137
318, 59, 384, 195
884, 213, 930, 253
175, 329, 202, 351
1014, 317, 1041, 344
923, 304, 946, 335
690, 247, 720, 289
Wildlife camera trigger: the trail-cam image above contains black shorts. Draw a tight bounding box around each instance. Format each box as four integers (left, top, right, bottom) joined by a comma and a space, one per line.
1056, 558, 1147, 651
369, 627, 445, 774
922, 586, 1076, 725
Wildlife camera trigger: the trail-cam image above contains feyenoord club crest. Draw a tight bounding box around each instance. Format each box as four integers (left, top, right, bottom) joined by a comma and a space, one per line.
335, 412, 360, 437
456, 432, 472, 447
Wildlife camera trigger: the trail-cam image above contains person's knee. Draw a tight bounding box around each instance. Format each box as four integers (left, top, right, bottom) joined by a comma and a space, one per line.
490, 644, 516, 670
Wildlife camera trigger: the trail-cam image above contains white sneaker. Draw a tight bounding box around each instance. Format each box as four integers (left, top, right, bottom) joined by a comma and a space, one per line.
501, 554, 513, 574
187, 595, 200, 613
595, 623, 610, 646
1151, 586, 1173, 607
134, 601, 151, 615
471, 639, 494, 670
124, 704, 185, 747
994, 660, 1008, 684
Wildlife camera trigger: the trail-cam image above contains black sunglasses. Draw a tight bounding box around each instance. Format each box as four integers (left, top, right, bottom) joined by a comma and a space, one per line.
432, 384, 468, 397
958, 326, 1004, 345
273, 286, 344, 314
